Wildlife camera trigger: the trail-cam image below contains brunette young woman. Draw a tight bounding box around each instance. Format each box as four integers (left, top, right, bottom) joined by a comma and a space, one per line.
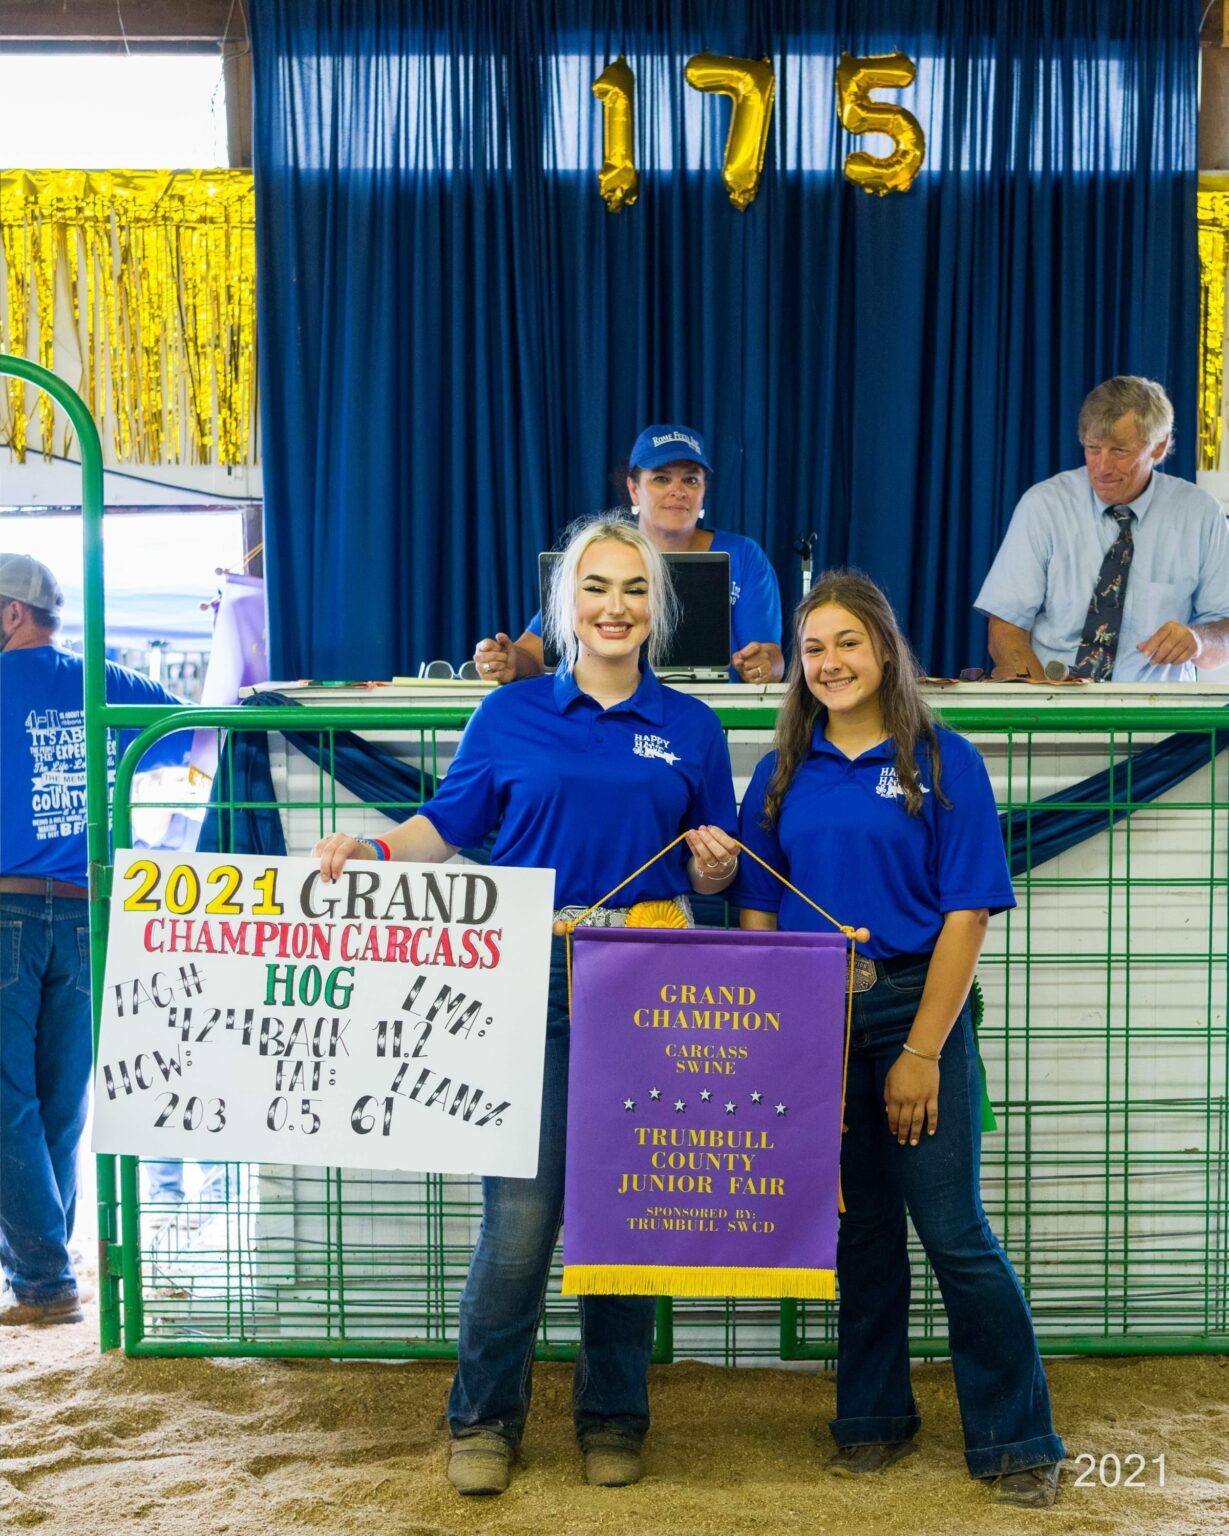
736, 570, 1064, 1509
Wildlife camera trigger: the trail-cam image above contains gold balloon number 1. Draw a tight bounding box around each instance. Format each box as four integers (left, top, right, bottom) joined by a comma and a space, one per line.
593, 57, 640, 210
591, 50, 925, 211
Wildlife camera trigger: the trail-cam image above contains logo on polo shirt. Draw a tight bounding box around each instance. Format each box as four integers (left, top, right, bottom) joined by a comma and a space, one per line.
730, 581, 741, 606
634, 733, 680, 765
875, 766, 928, 800
651, 431, 702, 456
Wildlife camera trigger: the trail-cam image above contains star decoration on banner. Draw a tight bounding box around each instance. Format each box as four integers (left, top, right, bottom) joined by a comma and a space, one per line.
674, 1099, 686, 1113
775, 1102, 788, 1116
623, 1099, 635, 1112
700, 1089, 712, 1102
649, 1087, 662, 1100
724, 1101, 737, 1115
750, 1091, 763, 1104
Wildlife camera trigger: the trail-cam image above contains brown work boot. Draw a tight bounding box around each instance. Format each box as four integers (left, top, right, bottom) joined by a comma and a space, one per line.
990, 1460, 1060, 1508
581, 1431, 643, 1487
446, 1431, 513, 1496
827, 1440, 916, 1476
0, 1287, 84, 1326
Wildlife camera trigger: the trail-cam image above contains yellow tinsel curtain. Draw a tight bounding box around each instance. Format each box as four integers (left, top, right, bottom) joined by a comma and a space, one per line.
0, 169, 256, 467
1198, 182, 1229, 473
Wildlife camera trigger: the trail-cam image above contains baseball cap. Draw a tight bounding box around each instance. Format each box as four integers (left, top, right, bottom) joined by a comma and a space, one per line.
628, 424, 712, 473
0, 553, 64, 612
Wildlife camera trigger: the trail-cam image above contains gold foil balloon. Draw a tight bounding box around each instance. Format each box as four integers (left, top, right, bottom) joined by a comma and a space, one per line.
835, 51, 926, 197
685, 53, 776, 210
592, 56, 639, 212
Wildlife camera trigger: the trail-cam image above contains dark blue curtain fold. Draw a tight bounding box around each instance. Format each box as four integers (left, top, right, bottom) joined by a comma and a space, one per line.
251, 0, 1199, 680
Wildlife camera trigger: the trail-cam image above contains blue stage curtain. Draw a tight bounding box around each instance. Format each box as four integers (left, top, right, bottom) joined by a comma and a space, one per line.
251, 0, 1199, 680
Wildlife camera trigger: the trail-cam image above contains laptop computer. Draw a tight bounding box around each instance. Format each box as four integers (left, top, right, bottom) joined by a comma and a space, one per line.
538, 550, 732, 682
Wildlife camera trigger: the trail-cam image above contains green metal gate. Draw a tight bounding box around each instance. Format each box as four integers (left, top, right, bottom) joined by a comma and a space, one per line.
4, 354, 1225, 1364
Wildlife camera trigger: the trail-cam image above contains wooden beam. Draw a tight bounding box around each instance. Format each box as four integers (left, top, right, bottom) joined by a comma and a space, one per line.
0, 0, 246, 45
223, 40, 252, 169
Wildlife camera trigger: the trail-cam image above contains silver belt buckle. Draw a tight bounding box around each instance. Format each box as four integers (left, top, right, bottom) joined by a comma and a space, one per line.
849, 954, 878, 994
553, 904, 629, 930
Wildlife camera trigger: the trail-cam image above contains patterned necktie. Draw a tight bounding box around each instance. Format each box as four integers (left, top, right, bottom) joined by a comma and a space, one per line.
1070, 507, 1135, 681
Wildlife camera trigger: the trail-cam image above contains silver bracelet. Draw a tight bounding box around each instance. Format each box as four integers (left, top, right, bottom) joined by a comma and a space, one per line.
901, 1041, 940, 1063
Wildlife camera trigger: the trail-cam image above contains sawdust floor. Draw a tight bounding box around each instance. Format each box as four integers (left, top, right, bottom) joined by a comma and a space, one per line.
2, 1295, 1227, 1536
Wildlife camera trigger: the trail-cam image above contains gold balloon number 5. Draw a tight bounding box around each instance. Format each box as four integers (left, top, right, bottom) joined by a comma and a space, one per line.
835, 51, 926, 196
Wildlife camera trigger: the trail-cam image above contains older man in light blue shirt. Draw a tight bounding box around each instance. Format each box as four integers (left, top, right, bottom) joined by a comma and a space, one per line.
975, 377, 1229, 683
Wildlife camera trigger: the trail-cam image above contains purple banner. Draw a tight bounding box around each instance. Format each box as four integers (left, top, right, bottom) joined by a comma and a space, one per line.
563, 927, 848, 1298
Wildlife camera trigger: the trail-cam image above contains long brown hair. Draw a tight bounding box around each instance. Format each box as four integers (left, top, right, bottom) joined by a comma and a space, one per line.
761, 569, 949, 825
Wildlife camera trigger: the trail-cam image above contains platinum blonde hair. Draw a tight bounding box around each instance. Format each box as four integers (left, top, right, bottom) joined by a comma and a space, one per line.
544, 514, 679, 673
1078, 376, 1174, 456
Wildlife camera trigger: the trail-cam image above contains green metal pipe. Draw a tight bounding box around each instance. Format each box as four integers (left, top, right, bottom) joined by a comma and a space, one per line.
98, 702, 1229, 736
118, 1156, 146, 1352
0, 355, 121, 1349
783, 1333, 1229, 1360
936, 706, 1229, 731
653, 1296, 675, 1364
122, 1338, 581, 1361
128, 1331, 1228, 1363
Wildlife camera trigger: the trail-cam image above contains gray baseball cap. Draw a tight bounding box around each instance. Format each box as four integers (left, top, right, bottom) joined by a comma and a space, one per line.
0, 553, 64, 611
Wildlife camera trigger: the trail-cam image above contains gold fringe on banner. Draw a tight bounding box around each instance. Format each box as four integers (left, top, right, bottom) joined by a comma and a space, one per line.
561, 1265, 837, 1300
1197, 182, 1229, 474
0, 169, 257, 466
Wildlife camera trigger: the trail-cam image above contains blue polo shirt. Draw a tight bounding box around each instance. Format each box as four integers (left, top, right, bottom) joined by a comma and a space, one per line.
735, 726, 1015, 958
524, 529, 782, 681
421, 666, 737, 908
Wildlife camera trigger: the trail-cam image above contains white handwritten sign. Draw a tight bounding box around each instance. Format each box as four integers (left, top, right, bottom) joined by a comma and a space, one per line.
93, 851, 554, 1176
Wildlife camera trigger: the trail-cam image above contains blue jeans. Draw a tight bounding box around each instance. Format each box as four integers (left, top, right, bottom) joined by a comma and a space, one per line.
144, 1161, 230, 1202
447, 937, 655, 1446
0, 889, 93, 1305
831, 957, 1066, 1478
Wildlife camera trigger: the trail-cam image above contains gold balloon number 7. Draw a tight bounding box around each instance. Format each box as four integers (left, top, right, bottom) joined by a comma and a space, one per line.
835, 51, 927, 196
591, 50, 926, 211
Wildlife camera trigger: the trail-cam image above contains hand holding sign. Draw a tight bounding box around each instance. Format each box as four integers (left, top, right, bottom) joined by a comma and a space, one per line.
94, 851, 554, 1176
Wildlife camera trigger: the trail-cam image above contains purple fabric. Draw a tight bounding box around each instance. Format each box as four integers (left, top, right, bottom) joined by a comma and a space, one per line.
564, 927, 847, 1279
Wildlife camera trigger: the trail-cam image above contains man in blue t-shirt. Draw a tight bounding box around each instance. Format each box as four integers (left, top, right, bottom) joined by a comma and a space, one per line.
0, 554, 185, 1326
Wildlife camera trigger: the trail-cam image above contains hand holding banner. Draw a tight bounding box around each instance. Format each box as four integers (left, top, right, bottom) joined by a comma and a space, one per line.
563, 926, 848, 1298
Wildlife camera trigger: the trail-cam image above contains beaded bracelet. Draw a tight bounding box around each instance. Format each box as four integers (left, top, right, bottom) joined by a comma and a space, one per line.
357, 836, 391, 861
901, 1041, 940, 1063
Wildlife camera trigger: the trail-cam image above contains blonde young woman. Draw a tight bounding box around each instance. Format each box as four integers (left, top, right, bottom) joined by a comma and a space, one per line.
316, 517, 738, 1496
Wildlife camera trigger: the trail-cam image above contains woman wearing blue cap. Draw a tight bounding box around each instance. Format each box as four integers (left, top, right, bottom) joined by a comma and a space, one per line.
316, 515, 739, 1497
474, 424, 784, 685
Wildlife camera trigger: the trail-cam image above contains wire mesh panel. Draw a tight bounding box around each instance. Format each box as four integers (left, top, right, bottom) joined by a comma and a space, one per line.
102, 704, 1229, 1360
788, 716, 1229, 1359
